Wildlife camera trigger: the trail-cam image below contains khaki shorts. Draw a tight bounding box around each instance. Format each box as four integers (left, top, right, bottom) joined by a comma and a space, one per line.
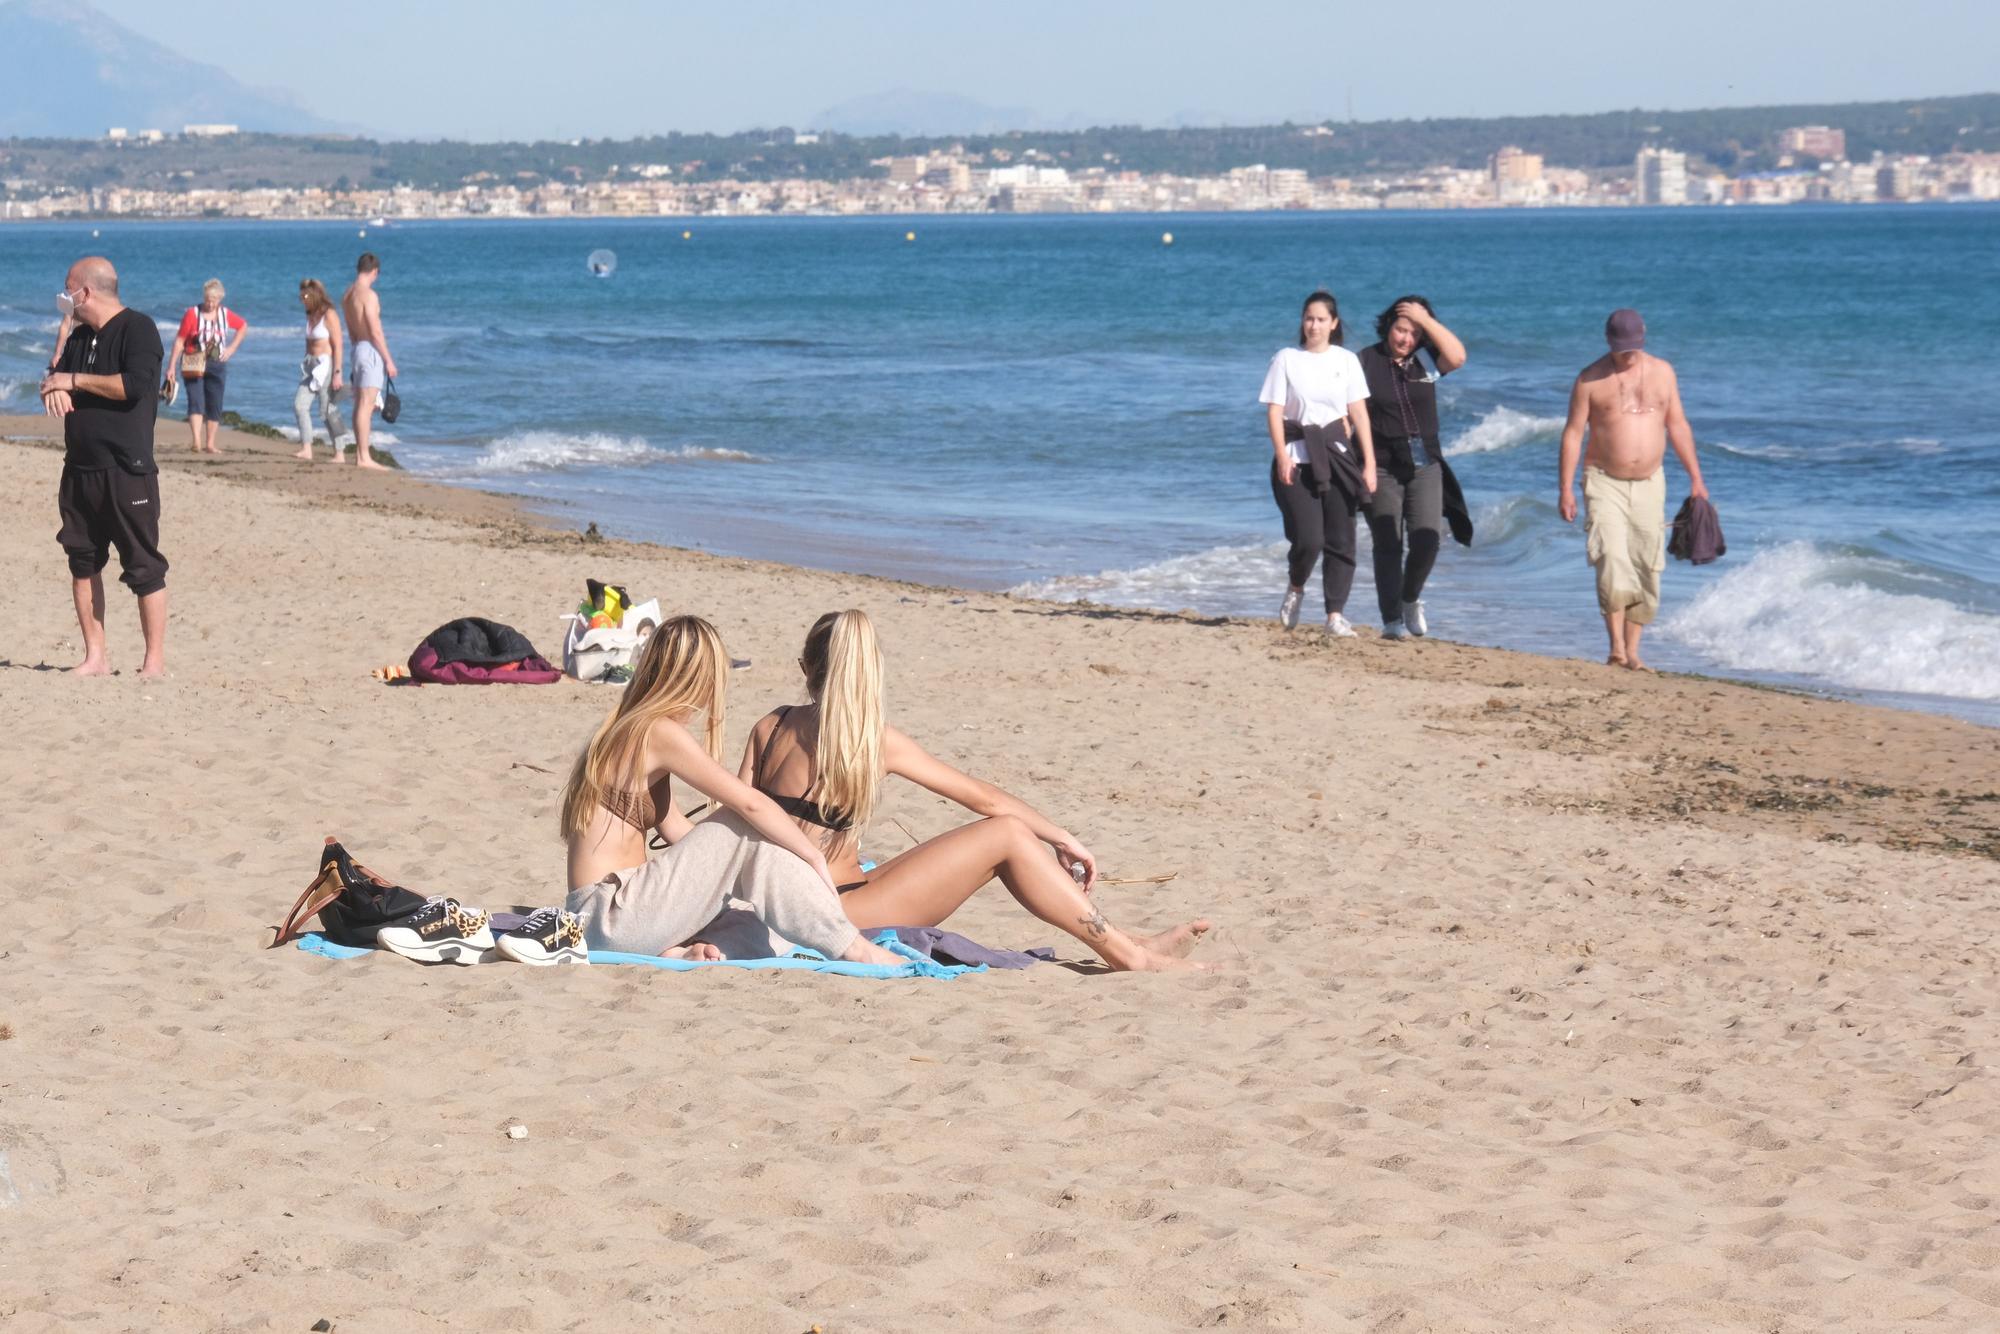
1583, 467, 1665, 625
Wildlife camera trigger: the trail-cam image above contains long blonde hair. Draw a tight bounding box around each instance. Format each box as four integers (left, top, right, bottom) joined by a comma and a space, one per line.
801, 609, 884, 858
559, 614, 729, 840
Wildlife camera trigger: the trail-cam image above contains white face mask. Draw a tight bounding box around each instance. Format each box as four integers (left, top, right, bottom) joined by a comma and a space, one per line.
56, 287, 83, 317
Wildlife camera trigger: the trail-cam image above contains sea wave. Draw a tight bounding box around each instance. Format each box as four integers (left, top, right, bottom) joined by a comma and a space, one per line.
273, 425, 398, 446
1449, 405, 1565, 455
1665, 542, 2000, 702
0, 375, 33, 402
447, 431, 766, 476
1010, 541, 1282, 613
1709, 436, 1947, 463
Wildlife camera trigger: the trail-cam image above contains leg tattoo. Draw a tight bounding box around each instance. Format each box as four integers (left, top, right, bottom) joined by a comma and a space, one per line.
1078, 907, 1110, 940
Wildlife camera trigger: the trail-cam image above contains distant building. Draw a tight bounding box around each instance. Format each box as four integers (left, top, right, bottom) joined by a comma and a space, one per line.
1778, 125, 1847, 161
1491, 145, 1544, 203
1877, 159, 1915, 200
1490, 145, 1543, 184
794, 132, 820, 145
886, 156, 927, 186
182, 124, 240, 138
105, 127, 128, 141
1634, 146, 1688, 205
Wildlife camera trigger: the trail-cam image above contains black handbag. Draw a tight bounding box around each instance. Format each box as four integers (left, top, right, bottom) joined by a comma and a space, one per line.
272, 839, 428, 947
382, 377, 402, 424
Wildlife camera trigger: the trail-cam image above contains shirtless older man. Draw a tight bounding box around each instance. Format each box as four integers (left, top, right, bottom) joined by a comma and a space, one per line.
340, 252, 396, 470
1557, 309, 1708, 670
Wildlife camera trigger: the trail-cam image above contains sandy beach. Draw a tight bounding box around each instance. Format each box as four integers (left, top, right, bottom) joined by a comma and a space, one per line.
1, 416, 1996, 1331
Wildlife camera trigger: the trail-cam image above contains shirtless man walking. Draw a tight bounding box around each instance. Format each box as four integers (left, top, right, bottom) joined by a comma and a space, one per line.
1557, 309, 1708, 671
340, 252, 396, 470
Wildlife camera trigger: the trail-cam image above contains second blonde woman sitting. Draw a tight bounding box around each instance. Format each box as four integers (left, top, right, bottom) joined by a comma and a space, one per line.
740, 610, 1213, 972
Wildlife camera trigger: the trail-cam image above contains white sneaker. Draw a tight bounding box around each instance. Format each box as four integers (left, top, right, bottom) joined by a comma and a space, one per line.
1323, 613, 1357, 638
1407, 600, 1428, 637
1278, 589, 1303, 630
1381, 618, 1409, 641
376, 897, 496, 966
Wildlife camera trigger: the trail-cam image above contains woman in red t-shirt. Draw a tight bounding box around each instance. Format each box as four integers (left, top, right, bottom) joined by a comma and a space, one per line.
164, 278, 248, 454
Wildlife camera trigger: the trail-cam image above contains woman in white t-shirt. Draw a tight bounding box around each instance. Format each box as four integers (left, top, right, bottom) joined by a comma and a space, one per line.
1257, 290, 1377, 635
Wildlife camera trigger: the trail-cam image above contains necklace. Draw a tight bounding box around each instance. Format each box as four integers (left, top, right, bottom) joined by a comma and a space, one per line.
1613, 357, 1654, 415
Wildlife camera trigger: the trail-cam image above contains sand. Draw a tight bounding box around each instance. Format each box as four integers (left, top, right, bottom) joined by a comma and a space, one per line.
1, 418, 1996, 1332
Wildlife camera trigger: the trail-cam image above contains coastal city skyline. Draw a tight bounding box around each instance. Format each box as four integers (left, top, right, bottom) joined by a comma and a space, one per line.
7, 116, 1997, 221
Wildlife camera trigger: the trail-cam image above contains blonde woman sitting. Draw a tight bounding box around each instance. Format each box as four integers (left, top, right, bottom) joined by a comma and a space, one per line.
739, 610, 1213, 972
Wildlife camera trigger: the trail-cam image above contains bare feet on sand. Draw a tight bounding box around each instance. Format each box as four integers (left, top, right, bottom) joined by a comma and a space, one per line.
356, 457, 388, 471
662, 942, 724, 962
70, 657, 112, 677
293, 445, 314, 461
137, 661, 167, 678
1605, 651, 1627, 668
1138, 919, 1213, 958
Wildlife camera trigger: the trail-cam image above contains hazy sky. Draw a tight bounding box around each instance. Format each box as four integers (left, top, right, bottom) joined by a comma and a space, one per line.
87, 0, 2000, 141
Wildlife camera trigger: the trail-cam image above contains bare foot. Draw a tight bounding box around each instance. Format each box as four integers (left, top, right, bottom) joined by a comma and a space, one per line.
1621, 656, 1654, 673
662, 942, 724, 962
1604, 652, 1627, 668
1138, 919, 1213, 958
203, 445, 222, 455
137, 661, 167, 678
356, 458, 388, 471
840, 937, 906, 967
70, 658, 112, 677
293, 446, 314, 461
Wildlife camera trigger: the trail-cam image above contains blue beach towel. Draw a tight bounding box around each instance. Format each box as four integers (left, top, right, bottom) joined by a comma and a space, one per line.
293, 930, 983, 980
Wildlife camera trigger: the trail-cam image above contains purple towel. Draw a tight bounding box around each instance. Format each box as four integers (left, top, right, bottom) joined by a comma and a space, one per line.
890, 926, 1053, 969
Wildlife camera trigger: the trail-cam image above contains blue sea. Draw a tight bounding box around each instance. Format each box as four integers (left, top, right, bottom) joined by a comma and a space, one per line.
4, 208, 1998, 725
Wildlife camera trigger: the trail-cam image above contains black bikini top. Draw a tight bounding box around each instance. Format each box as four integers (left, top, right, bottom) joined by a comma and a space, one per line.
755, 706, 855, 833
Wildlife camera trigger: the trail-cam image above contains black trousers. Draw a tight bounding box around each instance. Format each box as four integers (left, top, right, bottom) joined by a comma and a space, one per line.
1363, 454, 1443, 624
56, 464, 168, 596
1271, 460, 1358, 614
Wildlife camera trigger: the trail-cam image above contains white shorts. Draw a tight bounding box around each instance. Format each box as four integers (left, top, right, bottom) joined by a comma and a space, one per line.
352, 342, 386, 392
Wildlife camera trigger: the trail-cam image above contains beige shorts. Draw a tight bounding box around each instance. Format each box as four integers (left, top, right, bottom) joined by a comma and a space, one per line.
1583, 467, 1666, 625
564, 809, 858, 960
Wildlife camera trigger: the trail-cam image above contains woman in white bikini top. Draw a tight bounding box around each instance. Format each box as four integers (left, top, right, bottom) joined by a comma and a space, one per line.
294, 278, 347, 462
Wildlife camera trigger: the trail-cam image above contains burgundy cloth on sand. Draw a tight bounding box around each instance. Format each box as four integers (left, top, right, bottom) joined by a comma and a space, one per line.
407, 616, 563, 685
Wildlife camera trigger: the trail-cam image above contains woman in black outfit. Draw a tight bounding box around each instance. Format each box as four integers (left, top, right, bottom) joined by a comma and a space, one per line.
1357, 296, 1468, 639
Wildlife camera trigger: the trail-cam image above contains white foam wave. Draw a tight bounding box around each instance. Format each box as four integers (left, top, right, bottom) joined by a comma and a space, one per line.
1666, 542, 2000, 702
1010, 541, 1283, 613
273, 425, 393, 446
453, 431, 764, 476
0, 376, 32, 401
1449, 405, 1565, 456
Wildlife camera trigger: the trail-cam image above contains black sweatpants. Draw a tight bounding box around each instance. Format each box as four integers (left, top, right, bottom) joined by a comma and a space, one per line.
1271, 460, 1359, 615
1364, 457, 1443, 624
56, 464, 169, 596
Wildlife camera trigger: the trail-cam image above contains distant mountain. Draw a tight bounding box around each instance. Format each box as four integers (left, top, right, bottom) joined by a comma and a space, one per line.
812, 89, 1040, 138
0, 0, 346, 137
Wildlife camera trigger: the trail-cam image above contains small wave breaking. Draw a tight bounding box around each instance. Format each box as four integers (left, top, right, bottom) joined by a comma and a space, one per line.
1666, 542, 2000, 702
452, 431, 766, 476
1449, 405, 1565, 456
1010, 541, 1283, 613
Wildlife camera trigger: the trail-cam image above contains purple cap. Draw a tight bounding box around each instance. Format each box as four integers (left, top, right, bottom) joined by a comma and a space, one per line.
1605, 308, 1646, 353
